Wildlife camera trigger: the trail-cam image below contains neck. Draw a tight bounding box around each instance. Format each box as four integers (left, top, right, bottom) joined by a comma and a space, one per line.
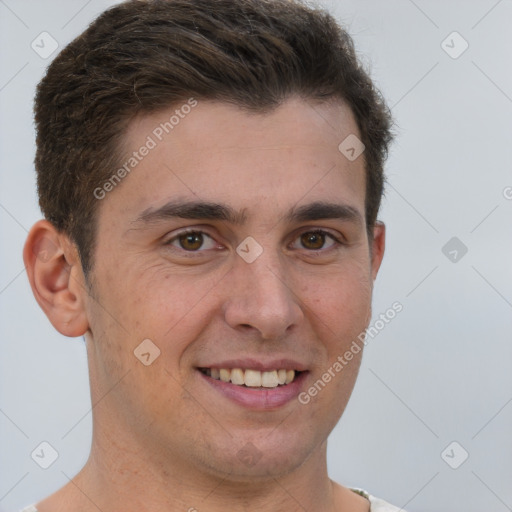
82, 427, 336, 511
37, 421, 352, 512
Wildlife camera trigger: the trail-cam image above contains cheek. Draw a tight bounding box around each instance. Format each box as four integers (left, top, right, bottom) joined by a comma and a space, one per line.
117, 269, 224, 364
99, 264, 200, 331
304, 264, 373, 335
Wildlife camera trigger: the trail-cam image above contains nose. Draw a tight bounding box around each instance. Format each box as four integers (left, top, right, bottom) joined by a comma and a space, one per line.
222, 252, 304, 341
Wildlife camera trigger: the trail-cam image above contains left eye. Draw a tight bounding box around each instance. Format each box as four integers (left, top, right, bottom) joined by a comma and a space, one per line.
291, 230, 340, 251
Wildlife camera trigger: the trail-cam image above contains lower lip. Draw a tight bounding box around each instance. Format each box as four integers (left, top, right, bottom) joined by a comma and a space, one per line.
198, 370, 308, 409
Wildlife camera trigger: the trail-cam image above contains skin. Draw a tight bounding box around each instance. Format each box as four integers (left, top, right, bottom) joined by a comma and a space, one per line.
24, 97, 385, 512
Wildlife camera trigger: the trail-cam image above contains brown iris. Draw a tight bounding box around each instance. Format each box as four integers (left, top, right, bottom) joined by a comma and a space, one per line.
179, 232, 204, 251
301, 231, 326, 250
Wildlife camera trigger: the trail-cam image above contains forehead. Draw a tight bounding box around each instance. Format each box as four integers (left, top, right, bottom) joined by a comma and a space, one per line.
125, 97, 359, 153
101, 97, 366, 227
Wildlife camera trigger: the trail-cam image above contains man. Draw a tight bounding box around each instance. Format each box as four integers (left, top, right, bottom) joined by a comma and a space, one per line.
22, 0, 400, 510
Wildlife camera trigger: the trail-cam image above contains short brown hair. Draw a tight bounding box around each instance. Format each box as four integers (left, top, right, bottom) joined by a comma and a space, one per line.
34, 0, 393, 277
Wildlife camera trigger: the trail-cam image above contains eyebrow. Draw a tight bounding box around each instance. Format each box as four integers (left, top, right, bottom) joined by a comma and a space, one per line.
131, 199, 363, 228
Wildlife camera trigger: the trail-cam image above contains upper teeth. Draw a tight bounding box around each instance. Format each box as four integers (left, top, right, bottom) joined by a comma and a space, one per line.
205, 368, 296, 388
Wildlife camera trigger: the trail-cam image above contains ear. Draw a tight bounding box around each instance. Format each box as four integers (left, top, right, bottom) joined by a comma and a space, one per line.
23, 220, 89, 337
370, 221, 386, 281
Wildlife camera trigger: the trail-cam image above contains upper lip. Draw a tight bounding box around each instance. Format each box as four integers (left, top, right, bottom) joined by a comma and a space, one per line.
197, 358, 308, 372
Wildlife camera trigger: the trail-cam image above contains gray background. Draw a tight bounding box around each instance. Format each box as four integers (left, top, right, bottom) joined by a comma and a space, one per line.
1, 0, 511, 510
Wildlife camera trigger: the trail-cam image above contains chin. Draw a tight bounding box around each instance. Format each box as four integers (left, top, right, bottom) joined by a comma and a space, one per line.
197, 431, 319, 482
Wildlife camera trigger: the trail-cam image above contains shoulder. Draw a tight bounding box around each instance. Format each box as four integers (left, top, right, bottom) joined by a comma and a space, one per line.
351, 488, 406, 512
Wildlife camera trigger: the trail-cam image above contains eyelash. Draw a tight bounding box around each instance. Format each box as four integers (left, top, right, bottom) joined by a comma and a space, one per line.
163, 228, 344, 255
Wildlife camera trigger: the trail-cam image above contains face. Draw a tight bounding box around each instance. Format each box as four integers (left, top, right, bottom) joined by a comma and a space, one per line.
81, 97, 384, 480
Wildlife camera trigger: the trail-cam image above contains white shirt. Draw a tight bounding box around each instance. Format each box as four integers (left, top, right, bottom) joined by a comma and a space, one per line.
353, 488, 406, 511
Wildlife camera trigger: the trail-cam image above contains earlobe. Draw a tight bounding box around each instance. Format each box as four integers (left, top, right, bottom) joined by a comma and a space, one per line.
371, 221, 386, 281
23, 220, 89, 337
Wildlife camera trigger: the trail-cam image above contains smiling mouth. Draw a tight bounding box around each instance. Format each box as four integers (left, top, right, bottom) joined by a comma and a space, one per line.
198, 368, 302, 388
